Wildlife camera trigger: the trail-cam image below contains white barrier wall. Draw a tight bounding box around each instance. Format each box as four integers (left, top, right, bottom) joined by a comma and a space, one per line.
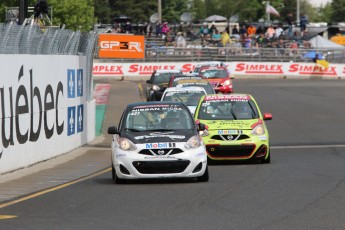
0, 55, 95, 174
93, 61, 345, 79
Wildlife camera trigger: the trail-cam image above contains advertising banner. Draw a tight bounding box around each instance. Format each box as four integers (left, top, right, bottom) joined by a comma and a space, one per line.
98, 34, 145, 59
0, 55, 95, 174
93, 62, 345, 79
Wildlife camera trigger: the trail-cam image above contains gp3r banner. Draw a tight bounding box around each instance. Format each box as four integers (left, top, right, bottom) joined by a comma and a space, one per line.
98, 34, 145, 59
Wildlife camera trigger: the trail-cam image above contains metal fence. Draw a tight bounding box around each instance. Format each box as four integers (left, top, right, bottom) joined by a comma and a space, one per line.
0, 20, 98, 100
95, 46, 345, 64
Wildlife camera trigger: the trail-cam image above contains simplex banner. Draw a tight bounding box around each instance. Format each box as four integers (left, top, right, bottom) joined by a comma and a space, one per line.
0, 55, 95, 174
93, 61, 345, 79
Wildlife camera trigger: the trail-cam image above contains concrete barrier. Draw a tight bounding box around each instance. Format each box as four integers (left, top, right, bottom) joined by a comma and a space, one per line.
0, 55, 95, 174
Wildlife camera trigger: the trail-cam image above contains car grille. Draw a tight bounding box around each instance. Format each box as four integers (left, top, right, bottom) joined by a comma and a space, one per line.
206, 144, 256, 158
210, 81, 219, 87
138, 148, 183, 156
133, 160, 190, 174
211, 134, 250, 141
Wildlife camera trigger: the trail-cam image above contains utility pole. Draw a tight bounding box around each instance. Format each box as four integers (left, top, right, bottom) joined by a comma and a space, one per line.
266, 1, 270, 23
158, 0, 162, 23
296, 0, 300, 26
19, 0, 28, 25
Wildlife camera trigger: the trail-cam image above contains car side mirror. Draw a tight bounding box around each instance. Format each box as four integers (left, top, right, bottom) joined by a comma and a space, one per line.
108, 126, 119, 134
197, 123, 206, 131
263, 113, 273, 120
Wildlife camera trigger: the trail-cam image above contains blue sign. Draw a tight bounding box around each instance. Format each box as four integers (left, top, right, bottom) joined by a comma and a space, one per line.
77, 104, 84, 133
67, 69, 75, 98
67, 106, 76, 136
77, 69, 83, 97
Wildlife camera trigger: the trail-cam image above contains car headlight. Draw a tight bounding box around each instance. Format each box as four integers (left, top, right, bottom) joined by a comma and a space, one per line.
152, 85, 160, 91
118, 137, 137, 151
251, 124, 265, 135
185, 135, 202, 149
222, 80, 231, 86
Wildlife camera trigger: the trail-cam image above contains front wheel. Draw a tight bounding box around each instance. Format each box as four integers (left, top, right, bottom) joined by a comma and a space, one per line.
261, 151, 271, 164
197, 166, 209, 182
112, 165, 126, 184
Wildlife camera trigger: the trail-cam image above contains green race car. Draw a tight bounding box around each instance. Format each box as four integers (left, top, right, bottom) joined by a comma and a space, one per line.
194, 94, 272, 163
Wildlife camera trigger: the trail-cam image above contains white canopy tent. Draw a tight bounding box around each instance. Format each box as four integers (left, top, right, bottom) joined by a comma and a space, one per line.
309, 35, 345, 49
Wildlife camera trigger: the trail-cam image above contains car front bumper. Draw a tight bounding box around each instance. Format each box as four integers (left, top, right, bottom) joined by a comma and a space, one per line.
112, 146, 208, 179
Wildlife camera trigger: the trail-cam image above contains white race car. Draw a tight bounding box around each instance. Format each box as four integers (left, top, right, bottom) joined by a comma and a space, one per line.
108, 101, 209, 183
161, 86, 207, 116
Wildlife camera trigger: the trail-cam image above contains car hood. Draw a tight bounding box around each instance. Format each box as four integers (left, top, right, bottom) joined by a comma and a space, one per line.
201, 119, 260, 130
122, 130, 196, 144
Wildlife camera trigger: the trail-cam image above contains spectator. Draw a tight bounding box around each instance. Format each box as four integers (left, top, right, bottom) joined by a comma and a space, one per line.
161, 22, 170, 39
164, 32, 175, 46
146, 23, 153, 37
175, 32, 186, 48
220, 30, 231, 47
265, 25, 275, 39
232, 25, 240, 39
199, 23, 209, 38
124, 21, 132, 34
212, 29, 221, 46
285, 13, 294, 38
289, 40, 299, 56
247, 24, 256, 36
239, 25, 247, 38
300, 13, 308, 36
209, 24, 217, 35
156, 22, 162, 37
275, 24, 284, 38
275, 38, 286, 56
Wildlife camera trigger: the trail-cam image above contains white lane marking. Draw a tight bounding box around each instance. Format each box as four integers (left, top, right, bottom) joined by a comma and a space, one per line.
271, 144, 345, 149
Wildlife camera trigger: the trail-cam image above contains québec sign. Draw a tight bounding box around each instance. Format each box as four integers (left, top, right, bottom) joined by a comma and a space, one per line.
0, 66, 84, 159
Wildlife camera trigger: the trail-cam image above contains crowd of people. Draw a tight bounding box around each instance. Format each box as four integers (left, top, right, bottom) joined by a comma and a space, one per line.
109, 12, 313, 57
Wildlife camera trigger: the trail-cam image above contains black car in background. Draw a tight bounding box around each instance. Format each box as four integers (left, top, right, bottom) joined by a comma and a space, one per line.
146, 69, 182, 101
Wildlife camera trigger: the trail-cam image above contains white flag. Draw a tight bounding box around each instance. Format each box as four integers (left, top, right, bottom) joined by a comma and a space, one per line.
266, 4, 280, 17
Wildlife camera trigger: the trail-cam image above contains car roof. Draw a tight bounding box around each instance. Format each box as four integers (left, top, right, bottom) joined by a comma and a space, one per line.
164, 86, 207, 93
154, 69, 182, 73
126, 101, 188, 109
199, 66, 227, 71
195, 61, 224, 67
202, 93, 253, 101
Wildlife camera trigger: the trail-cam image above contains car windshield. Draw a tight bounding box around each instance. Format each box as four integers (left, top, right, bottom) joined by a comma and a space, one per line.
197, 100, 259, 120
153, 72, 179, 84
124, 104, 195, 131
162, 91, 206, 106
200, 69, 228, 79
178, 83, 214, 94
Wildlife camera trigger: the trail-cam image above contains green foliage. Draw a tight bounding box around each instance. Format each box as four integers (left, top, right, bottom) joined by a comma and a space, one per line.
331, 0, 345, 22
0, 0, 341, 30
48, 0, 95, 31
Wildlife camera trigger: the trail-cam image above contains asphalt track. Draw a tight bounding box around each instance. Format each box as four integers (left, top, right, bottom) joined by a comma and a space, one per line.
1, 78, 345, 230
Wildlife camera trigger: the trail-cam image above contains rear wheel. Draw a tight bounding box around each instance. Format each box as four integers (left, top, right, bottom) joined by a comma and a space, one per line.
197, 166, 209, 182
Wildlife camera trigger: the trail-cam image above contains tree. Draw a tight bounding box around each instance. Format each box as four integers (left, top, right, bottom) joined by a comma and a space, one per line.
331, 0, 345, 22
48, 0, 95, 31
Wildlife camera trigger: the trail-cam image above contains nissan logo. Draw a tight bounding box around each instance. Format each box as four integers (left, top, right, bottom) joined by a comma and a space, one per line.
157, 149, 165, 155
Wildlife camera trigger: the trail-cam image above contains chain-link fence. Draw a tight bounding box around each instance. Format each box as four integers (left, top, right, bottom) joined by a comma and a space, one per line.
0, 20, 98, 100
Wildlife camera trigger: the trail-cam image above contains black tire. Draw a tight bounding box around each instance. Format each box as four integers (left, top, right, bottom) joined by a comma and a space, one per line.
262, 152, 271, 164
197, 166, 209, 182
112, 165, 126, 184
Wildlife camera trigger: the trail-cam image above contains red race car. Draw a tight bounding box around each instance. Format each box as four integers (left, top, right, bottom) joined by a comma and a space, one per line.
198, 66, 233, 94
